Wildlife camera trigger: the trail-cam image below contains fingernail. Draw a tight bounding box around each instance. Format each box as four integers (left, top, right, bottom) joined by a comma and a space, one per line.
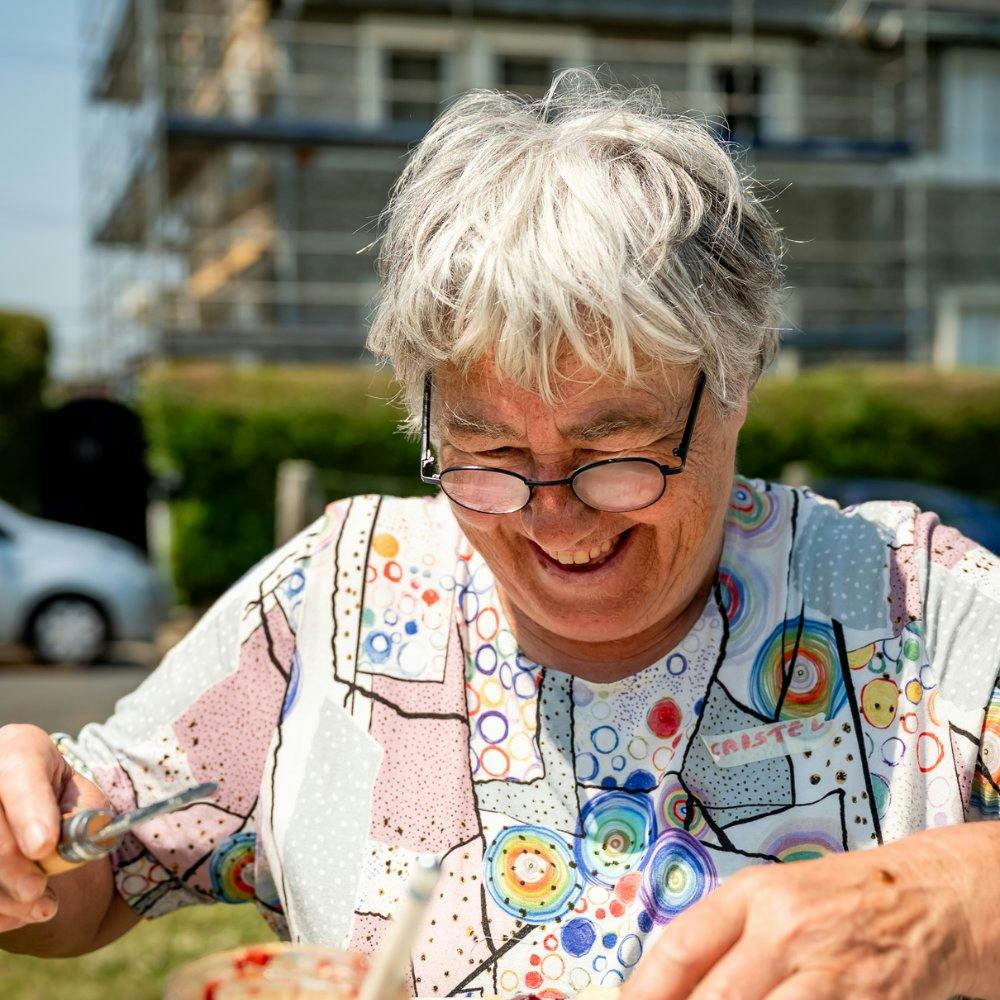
15, 875, 43, 903
30, 898, 55, 921
25, 821, 50, 855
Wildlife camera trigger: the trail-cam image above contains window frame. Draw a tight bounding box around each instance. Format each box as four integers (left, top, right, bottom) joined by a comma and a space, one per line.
357, 17, 460, 126
934, 284, 1000, 369
688, 34, 802, 143
468, 23, 591, 93
940, 47, 1000, 180
357, 15, 591, 126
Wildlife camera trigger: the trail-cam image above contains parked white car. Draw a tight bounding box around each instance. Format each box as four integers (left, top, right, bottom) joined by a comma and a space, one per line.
0, 499, 168, 664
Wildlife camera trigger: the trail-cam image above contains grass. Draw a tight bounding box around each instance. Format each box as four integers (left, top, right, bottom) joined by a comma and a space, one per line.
0, 903, 275, 1000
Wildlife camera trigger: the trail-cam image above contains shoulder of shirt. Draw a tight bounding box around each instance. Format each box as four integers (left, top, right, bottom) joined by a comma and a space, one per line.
769, 478, 999, 583
268, 492, 455, 566
194, 493, 457, 631
774, 478, 923, 547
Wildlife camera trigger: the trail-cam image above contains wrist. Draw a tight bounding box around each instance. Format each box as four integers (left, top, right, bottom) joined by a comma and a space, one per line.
919, 824, 1000, 999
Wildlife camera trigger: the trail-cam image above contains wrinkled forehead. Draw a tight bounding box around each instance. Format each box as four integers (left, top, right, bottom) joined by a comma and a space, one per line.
432, 358, 694, 439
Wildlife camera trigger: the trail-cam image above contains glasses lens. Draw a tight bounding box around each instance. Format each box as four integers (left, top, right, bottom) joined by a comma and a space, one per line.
572, 460, 666, 512
439, 469, 530, 514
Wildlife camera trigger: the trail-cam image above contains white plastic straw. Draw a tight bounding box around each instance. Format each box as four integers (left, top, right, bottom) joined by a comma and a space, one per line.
357, 854, 442, 1000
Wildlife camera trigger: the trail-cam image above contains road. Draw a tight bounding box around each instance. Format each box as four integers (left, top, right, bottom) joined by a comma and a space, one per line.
0, 665, 149, 733
0, 612, 196, 733
0, 655, 152, 734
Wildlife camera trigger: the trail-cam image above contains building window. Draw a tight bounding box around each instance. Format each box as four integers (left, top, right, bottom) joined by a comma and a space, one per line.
358, 16, 589, 126
935, 288, 1000, 369
689, 38, 800, 143
943, 50, 1000, 178
384, 49, 444, 123
953, 306, 1000, 366
498, 54, 555, 98
713, 63, 763, 142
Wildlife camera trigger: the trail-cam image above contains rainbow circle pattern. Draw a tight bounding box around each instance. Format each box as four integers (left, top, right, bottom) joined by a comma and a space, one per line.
209, 831, 256, 904
749, 617, 846, 721
485, 825, 583, 923
280, 650, 302, 721
972, 689, 1000, 812
728, 482, 780, 539
764, 830, 843, 863
718, 567, 746, 629
657, 780, 707, 839
640, 829, 717, 925
870, 772, 891, 819
718, 553, 772, 657
575, 791, 656, 887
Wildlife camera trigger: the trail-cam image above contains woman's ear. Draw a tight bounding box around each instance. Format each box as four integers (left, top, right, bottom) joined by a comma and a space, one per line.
733, 393, 750, 431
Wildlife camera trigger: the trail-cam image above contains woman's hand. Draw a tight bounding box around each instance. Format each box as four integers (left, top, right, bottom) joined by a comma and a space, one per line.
0, 724, 104, 935
621, 824, 998, 1000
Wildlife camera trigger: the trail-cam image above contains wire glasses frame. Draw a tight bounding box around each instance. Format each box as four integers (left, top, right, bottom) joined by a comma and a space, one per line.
419, 371, 707, 515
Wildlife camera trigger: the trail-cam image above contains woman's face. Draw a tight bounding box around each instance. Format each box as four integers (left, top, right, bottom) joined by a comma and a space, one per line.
433, 359, 747, 658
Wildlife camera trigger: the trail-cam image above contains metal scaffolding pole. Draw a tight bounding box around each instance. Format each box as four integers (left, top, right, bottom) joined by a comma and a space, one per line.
903, 0, 929, 362
137, 0, 168, 385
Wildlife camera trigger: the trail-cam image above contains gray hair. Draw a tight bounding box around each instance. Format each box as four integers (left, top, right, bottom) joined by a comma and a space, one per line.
367, 69, 784, 428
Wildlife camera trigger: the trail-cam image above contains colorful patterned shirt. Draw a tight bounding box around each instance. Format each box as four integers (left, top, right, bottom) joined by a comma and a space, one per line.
61, 477, 1000, 997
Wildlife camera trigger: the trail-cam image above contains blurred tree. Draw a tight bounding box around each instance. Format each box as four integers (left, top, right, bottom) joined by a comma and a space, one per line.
0, 310, 49, 511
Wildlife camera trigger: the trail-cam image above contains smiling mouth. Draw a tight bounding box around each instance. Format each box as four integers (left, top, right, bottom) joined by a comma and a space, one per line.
531, 528, 633, 573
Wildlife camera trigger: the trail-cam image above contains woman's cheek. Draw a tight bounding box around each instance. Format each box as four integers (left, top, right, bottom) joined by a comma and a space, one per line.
449, 505, 509, 553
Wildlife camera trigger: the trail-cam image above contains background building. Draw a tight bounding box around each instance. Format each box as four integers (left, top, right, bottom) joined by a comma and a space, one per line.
82, 0, 1000, 377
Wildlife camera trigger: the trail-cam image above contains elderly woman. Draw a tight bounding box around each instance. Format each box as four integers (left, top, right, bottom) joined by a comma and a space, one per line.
2, 73, 999, 1000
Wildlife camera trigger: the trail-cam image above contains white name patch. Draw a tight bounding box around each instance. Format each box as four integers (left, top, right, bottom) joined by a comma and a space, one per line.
703, 713, 833, 767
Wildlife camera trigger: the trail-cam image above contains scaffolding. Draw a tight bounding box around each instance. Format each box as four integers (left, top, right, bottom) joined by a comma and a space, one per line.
79, 0, 1000, 378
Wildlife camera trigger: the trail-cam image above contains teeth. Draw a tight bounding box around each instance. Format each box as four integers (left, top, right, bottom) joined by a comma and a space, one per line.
546, 536, 617, 566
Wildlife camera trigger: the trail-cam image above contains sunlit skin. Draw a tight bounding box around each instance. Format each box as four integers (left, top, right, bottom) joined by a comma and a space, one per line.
620, 823, 998, 1000
431, 357, 747, 682
431, 357, 1000, 1000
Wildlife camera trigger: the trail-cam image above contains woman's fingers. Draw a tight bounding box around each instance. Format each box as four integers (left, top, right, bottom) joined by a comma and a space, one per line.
0, 724, 67, 861
0, 724, 72, 930
621, 878, 749, 1000
0, 808, 59, 925
0, 914, 27, 935
763, 974, 839, 1000
0, 807, 44, 898
686, 939, 782, 1000
0, 883, 59, 924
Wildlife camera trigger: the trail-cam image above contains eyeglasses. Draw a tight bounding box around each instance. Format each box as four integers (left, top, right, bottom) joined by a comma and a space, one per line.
419, 372, 706, 515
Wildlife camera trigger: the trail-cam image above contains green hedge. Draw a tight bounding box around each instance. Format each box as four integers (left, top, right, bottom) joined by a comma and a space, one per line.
0, 310, 49, 511
140, 362, 426, 605
142, 362, 1000, 606
740, 366, 1000, 504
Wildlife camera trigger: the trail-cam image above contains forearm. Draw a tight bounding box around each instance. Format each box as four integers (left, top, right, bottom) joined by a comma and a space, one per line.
927, 821, 1000, 1000
0, 855, 129, 957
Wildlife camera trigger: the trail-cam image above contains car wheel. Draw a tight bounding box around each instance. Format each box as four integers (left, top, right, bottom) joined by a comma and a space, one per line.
29, 596, 109, 665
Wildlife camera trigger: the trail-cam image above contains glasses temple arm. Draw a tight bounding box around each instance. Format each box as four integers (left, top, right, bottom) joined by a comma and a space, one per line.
673, 371, 707, 463
420, 375, 439, 480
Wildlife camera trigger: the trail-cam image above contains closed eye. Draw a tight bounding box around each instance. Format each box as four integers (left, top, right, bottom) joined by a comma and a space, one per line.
445, 443, 519, 462
469, 447, 520, 462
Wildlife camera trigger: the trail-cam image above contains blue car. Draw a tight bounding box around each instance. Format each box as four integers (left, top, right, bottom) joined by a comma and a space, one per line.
814, 478, 1000, 555
0, 499, 169, 664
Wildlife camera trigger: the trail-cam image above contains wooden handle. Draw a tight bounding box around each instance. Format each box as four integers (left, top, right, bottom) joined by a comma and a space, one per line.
37, 812, 115, 876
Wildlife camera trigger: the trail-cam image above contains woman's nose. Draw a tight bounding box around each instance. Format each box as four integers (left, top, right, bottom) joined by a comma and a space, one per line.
518, 479, 594, 542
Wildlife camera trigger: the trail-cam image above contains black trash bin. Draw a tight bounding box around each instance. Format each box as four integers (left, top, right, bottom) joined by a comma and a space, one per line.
39, 398, 151, 553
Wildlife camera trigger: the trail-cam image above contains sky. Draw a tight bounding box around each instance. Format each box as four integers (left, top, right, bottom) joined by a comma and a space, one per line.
0, 0, 86, 380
